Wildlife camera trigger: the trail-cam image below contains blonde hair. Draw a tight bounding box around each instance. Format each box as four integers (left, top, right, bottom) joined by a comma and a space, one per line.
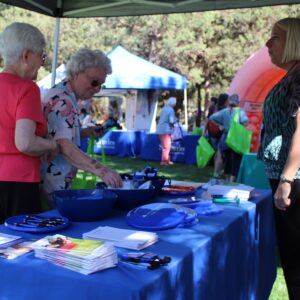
276, 18, 300, 63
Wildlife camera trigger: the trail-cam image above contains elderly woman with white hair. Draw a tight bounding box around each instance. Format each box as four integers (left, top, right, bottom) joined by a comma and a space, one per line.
42, 48, 122, 205
0, 22, 59, 223
156, 97, 177, 166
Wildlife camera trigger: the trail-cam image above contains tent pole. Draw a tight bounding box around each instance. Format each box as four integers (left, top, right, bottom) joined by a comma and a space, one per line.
51, 17, 61, 87
184, 88, 188, 129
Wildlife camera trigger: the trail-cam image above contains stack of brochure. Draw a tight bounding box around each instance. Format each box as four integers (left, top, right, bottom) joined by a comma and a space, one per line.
0, 232, 22, 248
30, 234, 118, 275
83, 226, 158, 250
0, 233, 32, 260
202, 179, 254, 201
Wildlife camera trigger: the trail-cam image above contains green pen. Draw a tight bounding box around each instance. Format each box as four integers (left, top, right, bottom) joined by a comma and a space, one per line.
213, 196, 240, 205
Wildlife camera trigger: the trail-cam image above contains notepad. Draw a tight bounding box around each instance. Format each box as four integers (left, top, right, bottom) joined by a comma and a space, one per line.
83, 226, 158, 250
0, 233, 22, 248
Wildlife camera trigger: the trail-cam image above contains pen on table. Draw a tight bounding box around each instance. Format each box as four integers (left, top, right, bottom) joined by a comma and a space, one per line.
212, 196, 240, 205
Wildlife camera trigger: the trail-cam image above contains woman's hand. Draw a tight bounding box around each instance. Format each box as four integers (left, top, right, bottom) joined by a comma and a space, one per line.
80, 126, 105, 139
94, 164, 123, 188
274, 182, 292, 210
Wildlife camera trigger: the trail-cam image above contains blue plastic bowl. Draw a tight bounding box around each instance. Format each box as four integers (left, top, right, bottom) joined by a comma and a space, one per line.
96, 183, 156, 210
150, 177, 166, 194
53, 189, 117, 222
119, 173, 167, 195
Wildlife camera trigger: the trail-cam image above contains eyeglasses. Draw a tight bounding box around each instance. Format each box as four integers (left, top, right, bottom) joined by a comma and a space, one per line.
84, 72, 104, 89
90, 79, 103, 88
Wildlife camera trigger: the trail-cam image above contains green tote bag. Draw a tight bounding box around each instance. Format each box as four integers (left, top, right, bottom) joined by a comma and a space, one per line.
225, 108, 252, 155
71, 137, 101, 189
196, 136, 215, 168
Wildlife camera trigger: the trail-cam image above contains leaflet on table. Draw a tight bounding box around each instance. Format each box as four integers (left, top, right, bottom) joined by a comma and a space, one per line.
30, 235, 118, 275
83, 226, 158, 250
0, 241, 33, 260
202, 179, 255, 201
0, 232, 23, 248
34, 245, 117, 275
30, 235, 111, 258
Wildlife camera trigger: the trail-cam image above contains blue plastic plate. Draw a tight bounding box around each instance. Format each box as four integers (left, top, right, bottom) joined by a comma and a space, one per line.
126, 203, 198, 230
181, 201, 224, 216
4, 214, 69, 233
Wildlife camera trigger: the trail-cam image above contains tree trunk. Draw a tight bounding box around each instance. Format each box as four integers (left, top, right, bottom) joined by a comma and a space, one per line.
195, 83, 201, 127
203, 79, 210, 118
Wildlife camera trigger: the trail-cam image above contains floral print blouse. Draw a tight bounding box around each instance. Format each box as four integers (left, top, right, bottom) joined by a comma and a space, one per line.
42, 79, 81, 194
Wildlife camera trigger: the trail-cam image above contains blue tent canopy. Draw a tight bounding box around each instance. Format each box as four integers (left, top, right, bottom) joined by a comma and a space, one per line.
104, 45, 187, 90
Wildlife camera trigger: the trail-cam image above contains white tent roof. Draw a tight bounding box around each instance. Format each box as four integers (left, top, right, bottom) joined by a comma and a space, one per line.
37, 45, 187, 97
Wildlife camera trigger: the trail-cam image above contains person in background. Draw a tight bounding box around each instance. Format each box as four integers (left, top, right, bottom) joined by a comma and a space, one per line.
209, 94, 248, 182
216, 93, 228, 111
207, 96, 218, 118
0, 22, 59, 223
258, 18, 300, 300
206, 93, 228, 178
156, 97, 177, 166
42, 48, 122, 206
79, 108, 93, 128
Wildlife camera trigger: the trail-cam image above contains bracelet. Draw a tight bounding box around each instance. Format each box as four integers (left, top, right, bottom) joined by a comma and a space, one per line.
279, 174, 294, 185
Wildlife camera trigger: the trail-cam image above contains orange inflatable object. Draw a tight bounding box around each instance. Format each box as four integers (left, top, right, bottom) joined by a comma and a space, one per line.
228, 47, 286, 152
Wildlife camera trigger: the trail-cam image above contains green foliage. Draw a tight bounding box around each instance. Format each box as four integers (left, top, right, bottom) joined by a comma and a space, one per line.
1, 3, 300, 110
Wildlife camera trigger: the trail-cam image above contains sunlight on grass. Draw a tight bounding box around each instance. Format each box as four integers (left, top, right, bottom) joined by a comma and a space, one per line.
269, 268, 288, 300
100, 155, 214, 183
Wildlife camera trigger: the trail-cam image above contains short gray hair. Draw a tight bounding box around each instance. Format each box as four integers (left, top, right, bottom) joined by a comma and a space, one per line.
65, 48, 112, 79
166, 97, 176, 107
0, 22, 45, 65
276, 18, 300, 63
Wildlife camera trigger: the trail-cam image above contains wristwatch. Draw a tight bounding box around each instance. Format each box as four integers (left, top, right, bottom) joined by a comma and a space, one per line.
279, 174, 294, 184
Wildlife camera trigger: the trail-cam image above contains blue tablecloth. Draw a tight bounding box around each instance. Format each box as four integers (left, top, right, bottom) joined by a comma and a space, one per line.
82, 130, 143, 157
140, 133, 199, 164
0, 190, 276, 300
237, 153, 271, 189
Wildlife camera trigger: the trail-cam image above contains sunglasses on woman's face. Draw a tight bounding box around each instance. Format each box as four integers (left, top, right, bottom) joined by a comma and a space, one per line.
84, 72, 104, 89
90, 79, 103, 88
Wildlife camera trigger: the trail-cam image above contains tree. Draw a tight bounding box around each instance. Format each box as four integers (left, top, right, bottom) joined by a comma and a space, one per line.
1, 3, 300, 122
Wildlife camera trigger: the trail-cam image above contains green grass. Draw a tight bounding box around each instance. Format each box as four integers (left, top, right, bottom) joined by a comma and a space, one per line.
99, 155, 288, 300
102, 155, 214, 183
269, 267, 289, 300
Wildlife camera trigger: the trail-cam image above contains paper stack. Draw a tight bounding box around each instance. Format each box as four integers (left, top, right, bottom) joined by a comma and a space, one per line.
0, 232, 22, 248
202, 179, 255, 201
0, 241, 33, 260
30, 234, 118, 275
83, 226, 158, 250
